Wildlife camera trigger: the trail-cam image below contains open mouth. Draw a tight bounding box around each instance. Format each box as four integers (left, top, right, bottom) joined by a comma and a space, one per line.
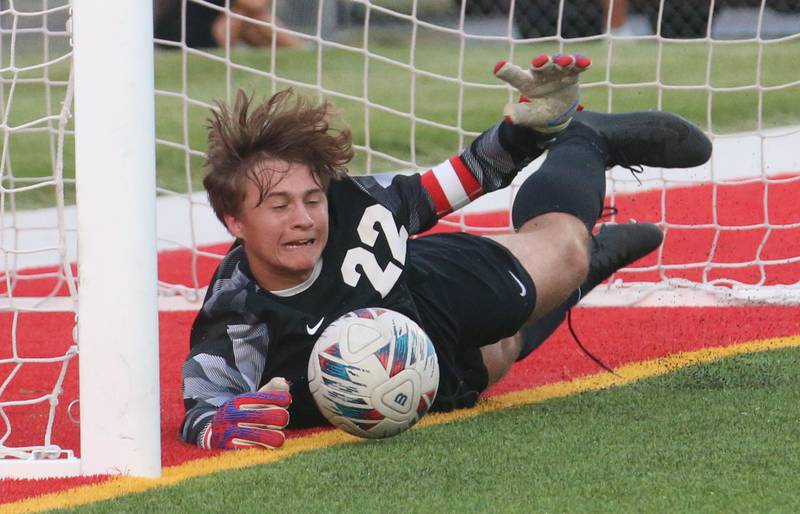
285, 239, 315, 249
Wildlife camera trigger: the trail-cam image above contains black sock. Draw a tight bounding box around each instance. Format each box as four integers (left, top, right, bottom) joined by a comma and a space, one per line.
515, 289, 579, 361
511, 121, 609, 232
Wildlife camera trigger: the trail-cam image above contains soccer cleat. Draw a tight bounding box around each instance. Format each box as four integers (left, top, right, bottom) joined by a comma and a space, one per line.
580, 221, 664, 295
515, 222, 664, 361
573, 110, 712, 169
494, 53, 591, 134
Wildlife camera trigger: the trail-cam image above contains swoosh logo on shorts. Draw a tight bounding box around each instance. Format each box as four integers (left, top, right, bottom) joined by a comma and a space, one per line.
509, 270, 526, 297
306, 317, 325, 335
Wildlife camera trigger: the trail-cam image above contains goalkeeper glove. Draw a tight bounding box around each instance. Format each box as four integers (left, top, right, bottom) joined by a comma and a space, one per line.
494, 53, 591, 133
200, 377, 292, 450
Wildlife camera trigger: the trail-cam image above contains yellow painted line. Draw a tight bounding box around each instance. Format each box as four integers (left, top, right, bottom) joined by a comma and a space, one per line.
4, 334, 799, 513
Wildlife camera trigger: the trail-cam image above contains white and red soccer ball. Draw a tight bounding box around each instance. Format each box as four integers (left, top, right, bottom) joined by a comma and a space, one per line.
308, 308, 439, 439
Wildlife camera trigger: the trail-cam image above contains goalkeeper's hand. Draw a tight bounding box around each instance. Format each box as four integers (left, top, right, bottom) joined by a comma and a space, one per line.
200, 377, 292, 450
494, 53, 591, 133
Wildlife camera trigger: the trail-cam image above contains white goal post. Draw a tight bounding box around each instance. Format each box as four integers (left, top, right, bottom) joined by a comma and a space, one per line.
72, 0, 161, 478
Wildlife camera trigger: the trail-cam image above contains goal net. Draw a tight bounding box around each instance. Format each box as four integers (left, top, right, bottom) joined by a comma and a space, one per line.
2, 0, 799, 478
151, 0, 800, 306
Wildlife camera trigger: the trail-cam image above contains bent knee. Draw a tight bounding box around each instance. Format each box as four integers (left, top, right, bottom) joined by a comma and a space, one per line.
561, 230, 590, 288
528, 214, 589, 290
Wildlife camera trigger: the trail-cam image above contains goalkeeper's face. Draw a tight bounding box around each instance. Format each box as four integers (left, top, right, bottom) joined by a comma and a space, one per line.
225, 160, 329, 290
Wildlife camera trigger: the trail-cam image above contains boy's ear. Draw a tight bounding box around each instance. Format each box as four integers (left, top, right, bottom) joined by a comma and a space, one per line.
224, 213, 243, 239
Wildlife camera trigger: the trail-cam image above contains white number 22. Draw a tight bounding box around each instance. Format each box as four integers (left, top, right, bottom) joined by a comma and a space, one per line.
341, 204, 408, 298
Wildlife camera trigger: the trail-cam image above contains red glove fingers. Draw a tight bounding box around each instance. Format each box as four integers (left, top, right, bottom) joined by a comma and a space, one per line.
213, 424, 286, 450
232, 390, 291, 410
205, 390, 292, 450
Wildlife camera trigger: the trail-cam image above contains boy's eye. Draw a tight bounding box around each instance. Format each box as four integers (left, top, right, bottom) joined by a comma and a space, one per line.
306, 193, 325, 205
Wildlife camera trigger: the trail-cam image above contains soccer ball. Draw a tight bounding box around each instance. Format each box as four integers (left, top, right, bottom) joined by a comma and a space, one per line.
307, 308, 439, 439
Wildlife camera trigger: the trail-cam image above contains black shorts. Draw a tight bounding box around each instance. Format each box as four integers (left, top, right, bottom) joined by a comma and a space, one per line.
406, 232, 537, 412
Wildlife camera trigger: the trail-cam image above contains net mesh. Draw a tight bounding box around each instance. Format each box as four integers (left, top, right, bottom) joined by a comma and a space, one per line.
152, 0, 800, 304
0, 0, 77, 463
2, 0, 800, 471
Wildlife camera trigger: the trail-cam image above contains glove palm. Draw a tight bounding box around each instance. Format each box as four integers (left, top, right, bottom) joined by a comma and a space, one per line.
494, 54, 591, 133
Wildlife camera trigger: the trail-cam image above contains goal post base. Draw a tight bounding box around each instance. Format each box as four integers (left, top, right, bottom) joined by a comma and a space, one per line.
0, 451, 80, 480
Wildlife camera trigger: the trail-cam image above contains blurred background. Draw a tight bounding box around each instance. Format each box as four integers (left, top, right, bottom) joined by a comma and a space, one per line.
5, 1, 800, 41
253, 0, 800, 40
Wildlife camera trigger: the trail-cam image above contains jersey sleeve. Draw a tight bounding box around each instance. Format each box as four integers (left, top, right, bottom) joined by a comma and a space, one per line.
180, 309, 270, 446
179, 248, 270, 446
352, 120, 544, 233
423, 120, 547, 218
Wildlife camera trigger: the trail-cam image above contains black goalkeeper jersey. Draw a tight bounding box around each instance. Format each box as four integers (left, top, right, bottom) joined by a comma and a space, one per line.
180, 121, 539, 444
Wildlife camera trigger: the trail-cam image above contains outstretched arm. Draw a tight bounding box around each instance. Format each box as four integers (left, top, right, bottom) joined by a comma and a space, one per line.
180, 254, 292, 450
418, 53, 592, 220
352, 53, 591, 233
181, 325, 293, 450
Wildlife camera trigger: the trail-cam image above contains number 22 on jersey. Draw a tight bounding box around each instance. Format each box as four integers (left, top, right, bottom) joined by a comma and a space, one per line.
341, 204, 408, 298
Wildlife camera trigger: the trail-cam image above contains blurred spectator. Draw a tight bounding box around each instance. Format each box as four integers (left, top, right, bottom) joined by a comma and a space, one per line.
631, 0, 800, 39
630, 0, 711, 38
606, 0, 629, 32
513, 0, 629, 39
458, 0, 628, 39
154, 0, 304, 49
462, 0, 800, 39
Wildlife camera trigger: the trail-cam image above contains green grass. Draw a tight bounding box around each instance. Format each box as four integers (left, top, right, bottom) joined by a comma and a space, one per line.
3, 36, 800, 209
57, 347, 800, 513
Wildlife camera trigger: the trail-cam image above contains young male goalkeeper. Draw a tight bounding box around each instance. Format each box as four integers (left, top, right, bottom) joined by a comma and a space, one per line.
180, 54, 712, 450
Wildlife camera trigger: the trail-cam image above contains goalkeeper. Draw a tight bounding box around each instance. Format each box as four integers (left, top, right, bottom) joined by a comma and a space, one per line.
180, 53, 712, 450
